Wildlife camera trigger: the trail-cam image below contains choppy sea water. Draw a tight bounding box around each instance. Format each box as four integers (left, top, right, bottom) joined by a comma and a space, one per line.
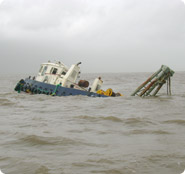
0, 72, 185, 174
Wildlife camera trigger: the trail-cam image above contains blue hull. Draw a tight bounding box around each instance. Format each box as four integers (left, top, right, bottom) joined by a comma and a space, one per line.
15, 78, 108, 97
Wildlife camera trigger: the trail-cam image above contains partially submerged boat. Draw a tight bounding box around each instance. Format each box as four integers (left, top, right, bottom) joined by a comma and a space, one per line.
14, 61, 122, 97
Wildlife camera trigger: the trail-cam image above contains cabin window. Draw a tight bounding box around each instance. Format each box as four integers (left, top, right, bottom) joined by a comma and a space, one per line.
50, 67, 53, 74
52, 68, 58, 74
70, 84, 74, 88
41, 66, 48, 76
62, 71, 66, 75
39, 66, 43, 73
43, 76, 48, 83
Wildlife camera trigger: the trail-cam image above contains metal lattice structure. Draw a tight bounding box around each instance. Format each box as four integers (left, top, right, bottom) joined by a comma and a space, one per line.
131, 65, 175, 97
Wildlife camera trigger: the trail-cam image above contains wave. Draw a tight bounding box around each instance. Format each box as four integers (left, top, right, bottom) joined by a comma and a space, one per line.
123, 117, 154, 126
35, 165, 50, 174
75, 115, 155, 126
87, 158, 115, 164
100, 116, 123, 122
163, 119, 185, 126
0, 92, 14, 96
144, 153, 185, 163
0, 98, 16, 106
76, 115, 122, 123
127, 129, 172, 135
90, 168, 134, 174
15, 134, 103, 148
17, 135, 83, 146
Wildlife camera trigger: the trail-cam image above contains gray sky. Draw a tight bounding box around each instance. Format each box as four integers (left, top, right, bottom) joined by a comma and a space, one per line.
0, 0, 185, 74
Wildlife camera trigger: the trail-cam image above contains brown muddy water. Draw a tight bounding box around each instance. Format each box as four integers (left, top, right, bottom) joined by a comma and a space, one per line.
0, 72, 185, 174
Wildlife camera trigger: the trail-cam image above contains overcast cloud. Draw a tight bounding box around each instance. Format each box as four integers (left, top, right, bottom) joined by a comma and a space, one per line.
0, 0, 185, 73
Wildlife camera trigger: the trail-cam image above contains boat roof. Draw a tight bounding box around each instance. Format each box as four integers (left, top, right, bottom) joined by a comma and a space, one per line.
42, 61, 68, 69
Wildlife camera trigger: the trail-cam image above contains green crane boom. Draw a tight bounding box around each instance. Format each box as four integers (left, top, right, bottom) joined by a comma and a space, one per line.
131, 65, 175, 97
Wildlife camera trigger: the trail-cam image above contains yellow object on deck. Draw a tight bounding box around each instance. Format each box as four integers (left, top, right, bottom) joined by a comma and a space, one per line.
104, 88, 113, 96
97, 88, 114, 96
97, 88, 123, 97
96, 89, 104, 95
